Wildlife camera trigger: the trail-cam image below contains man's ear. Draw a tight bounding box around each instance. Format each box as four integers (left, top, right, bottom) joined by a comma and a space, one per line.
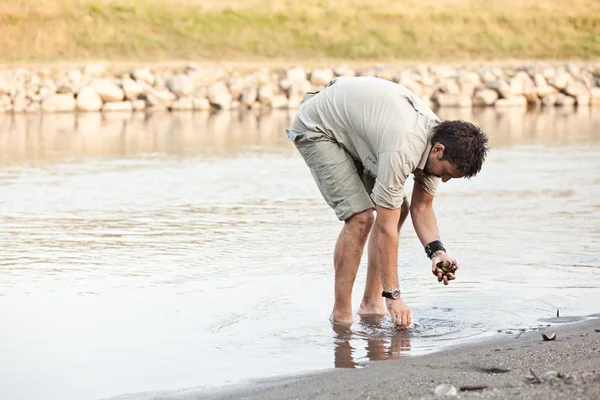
433, 143, 445, 159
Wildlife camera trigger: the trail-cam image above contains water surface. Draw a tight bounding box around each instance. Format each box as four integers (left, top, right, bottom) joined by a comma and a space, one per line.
1, 107, 599, 400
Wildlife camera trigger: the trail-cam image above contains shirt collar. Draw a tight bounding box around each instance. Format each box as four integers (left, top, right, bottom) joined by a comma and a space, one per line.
417, 119, 439, 171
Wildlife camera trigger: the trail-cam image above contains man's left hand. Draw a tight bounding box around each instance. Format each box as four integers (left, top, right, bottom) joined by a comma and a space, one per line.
431, 253, 460, 285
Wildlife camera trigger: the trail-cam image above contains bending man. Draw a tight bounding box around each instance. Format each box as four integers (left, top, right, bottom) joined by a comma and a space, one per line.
286, 76, 489, 328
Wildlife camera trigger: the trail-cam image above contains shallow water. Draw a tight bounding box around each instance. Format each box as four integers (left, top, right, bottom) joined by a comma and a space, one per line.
1, 107, 599, 400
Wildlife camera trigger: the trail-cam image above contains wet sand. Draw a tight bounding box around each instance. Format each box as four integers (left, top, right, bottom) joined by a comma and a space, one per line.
120, 317, 600, 400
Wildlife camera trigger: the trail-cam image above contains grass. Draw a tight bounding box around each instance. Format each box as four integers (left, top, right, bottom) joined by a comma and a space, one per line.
1, 0, 599, 63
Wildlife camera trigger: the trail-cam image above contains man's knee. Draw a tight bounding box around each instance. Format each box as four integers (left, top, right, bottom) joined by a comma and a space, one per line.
345, 209, 374, 239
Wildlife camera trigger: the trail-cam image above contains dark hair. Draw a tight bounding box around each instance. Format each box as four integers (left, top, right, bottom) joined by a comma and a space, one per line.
431, 120, 489, 178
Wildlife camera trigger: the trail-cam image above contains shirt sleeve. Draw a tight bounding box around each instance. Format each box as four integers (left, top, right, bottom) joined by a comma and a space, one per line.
371, 151, 413, 209
414, 169, 440, 196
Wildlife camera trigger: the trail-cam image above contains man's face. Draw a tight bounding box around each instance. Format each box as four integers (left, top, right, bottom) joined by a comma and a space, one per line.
424, 143, 464, 183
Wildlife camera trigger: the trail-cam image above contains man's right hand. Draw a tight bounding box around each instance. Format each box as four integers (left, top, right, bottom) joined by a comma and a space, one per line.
386, 298, 411, 329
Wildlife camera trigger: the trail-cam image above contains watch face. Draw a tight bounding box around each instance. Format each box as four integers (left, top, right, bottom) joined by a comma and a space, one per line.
391, 289, 401, 299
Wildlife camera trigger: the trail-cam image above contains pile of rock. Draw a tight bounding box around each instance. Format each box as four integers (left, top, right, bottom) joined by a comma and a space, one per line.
0, 62, 599, 114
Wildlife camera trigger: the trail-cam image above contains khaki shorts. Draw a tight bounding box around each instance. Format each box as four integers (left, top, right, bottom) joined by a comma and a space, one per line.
287, 114, 376, 221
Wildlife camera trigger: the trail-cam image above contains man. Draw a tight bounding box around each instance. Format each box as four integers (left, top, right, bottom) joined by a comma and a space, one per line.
286, 76, 489, 329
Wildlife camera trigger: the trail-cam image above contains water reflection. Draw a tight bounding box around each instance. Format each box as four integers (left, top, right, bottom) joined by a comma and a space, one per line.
332, 316, 412, 368
1, 107, 599, 167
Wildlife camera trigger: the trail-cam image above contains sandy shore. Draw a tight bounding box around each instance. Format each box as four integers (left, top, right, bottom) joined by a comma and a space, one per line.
116, 317, 600, 400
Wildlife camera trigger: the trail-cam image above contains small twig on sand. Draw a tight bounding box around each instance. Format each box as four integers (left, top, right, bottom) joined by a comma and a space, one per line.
460, 384, 489, 391
529, 369, 542, 384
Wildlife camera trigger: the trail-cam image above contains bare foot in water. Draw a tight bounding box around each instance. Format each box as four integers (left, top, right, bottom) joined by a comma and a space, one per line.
357, 300, 388, 316
329, 310, 354, 327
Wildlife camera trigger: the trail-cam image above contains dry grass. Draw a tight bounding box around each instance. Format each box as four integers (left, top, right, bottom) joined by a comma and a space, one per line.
1, 0, 599, 63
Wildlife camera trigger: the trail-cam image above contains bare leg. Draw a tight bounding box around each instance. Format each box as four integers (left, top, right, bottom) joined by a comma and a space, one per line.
330, 209, 374, 326
358, 199, 410, 315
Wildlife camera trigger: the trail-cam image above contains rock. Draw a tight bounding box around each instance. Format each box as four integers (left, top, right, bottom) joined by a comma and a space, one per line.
556, 95, 576, 107
473, 89, 499, 106
509, 78, 525, 96
278, 78, 294, 91
67, 69, 83, 83
576, 94, 590, 106
258, 84, 274, 105
122, 78, 144, 101
26, 101, 40, 114
41, 93, 75, 112
439, 79, 461, 94
286, 66, 307, 82
144, 86, 176, 107
434, 384, 458, 398
541, 94, 558, 107
55, 82, 78, 94
590, 87, 600, 106
434, 93, 472, 108
523, 88, 539, 104
431, 66, 457, 79
0, 76, 8, 95
38, 85, 56, 99
132, 67, 155, 85
541, 371, 559, 382
374, 66, 397, 81
187, 67, 227, 87
132, 100, 146, 111
91, 79, 124, 102
457, 71, 481, 96
83, 63, 106, 77
487, 79, 512, 98
241, 85, 258, 108
12, 93, 27, 113
76, 86, 103, 111
533, 73, 548, 87
310, 68, 334, 86
0, 95, 12, 112
102, 101, 133, 112
542, 66, 556, 80
271, 94, 289, 109
550, 72, 572, 90
333, 65, 355, 77
495, 96, 527, 107
564, 81, 588, 97
208, 81, 232, 109
193, 97, 211, 111
170, 96, 194, 110
536, 85, 556, 97
166, 74, 195, 97
228, 77, 245, 100
480, 69, 497, 83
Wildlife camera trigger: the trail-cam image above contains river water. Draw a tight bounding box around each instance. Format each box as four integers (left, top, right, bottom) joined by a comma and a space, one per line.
1, 107, 599, 400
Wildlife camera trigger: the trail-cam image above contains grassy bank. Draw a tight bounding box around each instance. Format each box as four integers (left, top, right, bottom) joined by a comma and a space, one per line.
2, 0, 600, 63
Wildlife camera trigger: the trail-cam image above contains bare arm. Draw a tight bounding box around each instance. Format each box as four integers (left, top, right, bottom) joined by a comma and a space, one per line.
409, 181, 440, 246
410, 181, 460, 285
372, 205, 400, 290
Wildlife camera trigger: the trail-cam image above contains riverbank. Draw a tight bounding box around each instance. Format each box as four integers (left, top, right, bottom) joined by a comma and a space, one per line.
112, 317, 600, 400
1, 61, 599, 113
3, 0, 600, 63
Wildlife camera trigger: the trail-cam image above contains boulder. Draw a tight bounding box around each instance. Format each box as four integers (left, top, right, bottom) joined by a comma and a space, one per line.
208, 82, 232, 109
41, 94, 76, 112
76, 86, 103, 111
473, 89, 499, 106
122, 78, 145, 100
91, 79, 124, 102
166, 74, 195, 97
102, 101, 133, 112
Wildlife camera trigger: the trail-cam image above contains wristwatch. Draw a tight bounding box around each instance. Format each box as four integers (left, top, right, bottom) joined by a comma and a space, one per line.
382, 288, 401, 300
